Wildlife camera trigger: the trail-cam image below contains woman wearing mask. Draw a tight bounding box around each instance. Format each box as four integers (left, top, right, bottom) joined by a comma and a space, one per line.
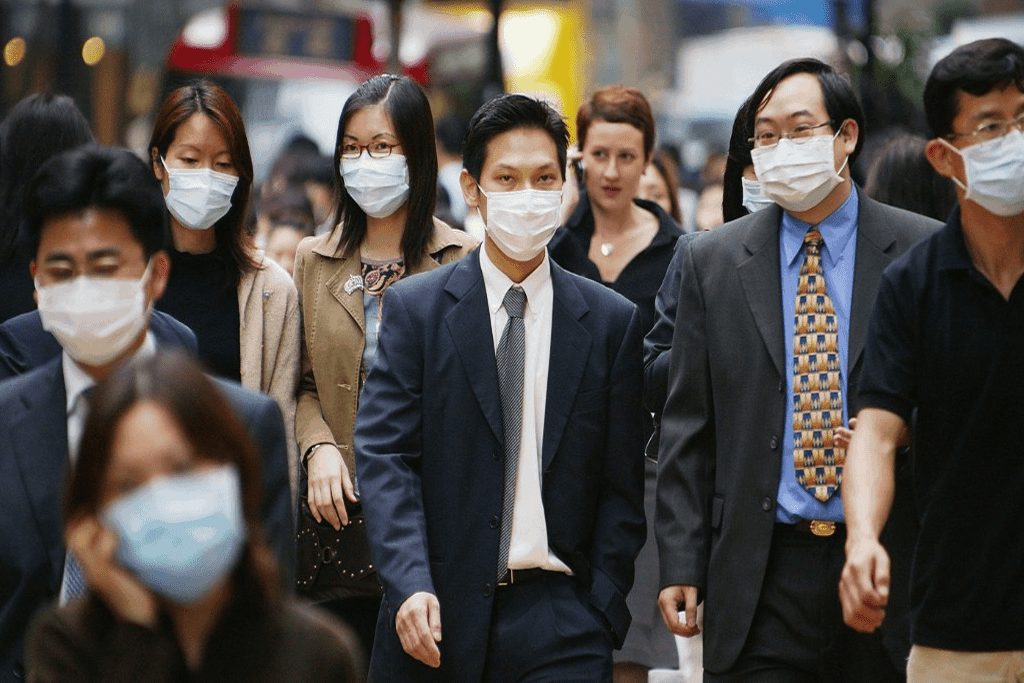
26, 353, 362, 681
637, 150, 683, 224
148, 80, 300, 501
292, 74, 476, 658
722, 96, 774, 222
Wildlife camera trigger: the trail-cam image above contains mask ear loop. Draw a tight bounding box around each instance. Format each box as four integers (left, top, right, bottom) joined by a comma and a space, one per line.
833, 121, 852, 177
937, 138, 969, 192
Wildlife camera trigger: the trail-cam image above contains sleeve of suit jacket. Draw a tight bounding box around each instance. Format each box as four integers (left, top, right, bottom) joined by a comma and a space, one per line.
246, 393, 296, 586
655, 237, 715, 591
354, 286, 435, 610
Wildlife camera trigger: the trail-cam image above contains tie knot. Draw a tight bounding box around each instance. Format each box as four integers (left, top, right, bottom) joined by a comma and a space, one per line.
803, 228, 824, 254
503, 285, 527, 319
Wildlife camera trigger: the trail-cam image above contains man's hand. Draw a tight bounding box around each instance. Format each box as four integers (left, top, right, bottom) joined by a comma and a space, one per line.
306, 444, 357, 530
839, 535, 890, 633
658, 584, 701, 637
396, 592, 442, 668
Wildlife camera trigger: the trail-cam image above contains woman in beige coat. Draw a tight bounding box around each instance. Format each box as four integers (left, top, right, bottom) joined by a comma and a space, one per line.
149, 81, 300, 501
293, 74, 476, 660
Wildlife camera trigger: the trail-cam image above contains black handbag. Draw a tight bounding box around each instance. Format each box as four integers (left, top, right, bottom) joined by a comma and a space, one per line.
295, 500, 379, 594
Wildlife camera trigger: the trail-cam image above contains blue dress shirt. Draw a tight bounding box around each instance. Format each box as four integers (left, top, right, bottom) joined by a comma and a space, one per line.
776, 187, 858, 523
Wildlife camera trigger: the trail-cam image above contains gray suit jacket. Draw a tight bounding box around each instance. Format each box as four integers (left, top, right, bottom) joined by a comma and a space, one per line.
655, 191, 939, 672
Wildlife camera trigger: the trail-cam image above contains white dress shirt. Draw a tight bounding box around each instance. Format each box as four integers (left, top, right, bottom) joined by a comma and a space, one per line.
478, 245, 570, 574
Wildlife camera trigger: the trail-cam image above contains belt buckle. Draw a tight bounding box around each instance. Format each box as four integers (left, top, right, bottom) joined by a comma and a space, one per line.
809, 520, 836, 537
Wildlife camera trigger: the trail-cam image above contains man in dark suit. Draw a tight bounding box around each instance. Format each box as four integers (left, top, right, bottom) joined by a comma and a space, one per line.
0, 146, 293, 681
655, 59, 939, 681
355, 94, 646, 682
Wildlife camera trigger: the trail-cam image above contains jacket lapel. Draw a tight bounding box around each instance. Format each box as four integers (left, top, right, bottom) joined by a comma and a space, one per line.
444, 252, 504, 444
325, 254, 366, 334
541, 264, 591, 470
11, 359, 70, 588
849, 195, 898, 371
737, 206, 785, 379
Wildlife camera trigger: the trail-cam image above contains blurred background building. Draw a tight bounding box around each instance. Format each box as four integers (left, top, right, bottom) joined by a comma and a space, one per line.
3, 0, 1024, 183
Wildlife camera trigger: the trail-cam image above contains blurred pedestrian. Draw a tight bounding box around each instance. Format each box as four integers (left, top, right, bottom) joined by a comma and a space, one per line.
656, 58, 938, 681
292, 74, 476, 663
26, 352, 364, 682
0, 146, 293, 679
435, 113, 469, 226
0, 93, 93, 323
638, 150, 683, 224
841, 38, 1024, 683
863, 133, 957, 222
355, 93, 645, 681
148, 80, 301, 503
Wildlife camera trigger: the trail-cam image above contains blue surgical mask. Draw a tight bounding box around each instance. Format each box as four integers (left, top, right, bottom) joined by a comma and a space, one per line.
740, 177, 774, 214
102, 464, 246, 604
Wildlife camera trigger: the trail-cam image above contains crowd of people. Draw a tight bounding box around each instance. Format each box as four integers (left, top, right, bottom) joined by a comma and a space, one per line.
0, 34, 1020, 683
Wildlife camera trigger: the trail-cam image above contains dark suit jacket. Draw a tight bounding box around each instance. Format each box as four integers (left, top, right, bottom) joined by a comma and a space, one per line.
0, 358, 294, 682
655, 193, 938, 673
355, 250, 647, 682
0, 309, 197, 381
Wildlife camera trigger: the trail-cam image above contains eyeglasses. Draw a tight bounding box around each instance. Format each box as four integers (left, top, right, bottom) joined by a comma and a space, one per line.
748, 121, 834, 149
339, 141, 400, 159
946, 114, 1024, 144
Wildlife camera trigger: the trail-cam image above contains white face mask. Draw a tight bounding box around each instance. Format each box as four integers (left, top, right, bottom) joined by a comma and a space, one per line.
340, 153, 410, 218
750, 126, 848, 213
941, 130, 1024, 217
161, 158, 239, 231
741, 177, 774, 213
478, 187, 562, 261
36, 262, 152, 367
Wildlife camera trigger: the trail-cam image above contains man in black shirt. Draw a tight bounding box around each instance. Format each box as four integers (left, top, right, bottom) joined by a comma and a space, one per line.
841, 38, 1024, 681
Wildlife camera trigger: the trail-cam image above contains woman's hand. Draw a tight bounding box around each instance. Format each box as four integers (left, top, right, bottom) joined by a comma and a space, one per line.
66, 516, 158, 627
835, 417, 858, 449
306, 444, 358, 530
559, 147, 584, 225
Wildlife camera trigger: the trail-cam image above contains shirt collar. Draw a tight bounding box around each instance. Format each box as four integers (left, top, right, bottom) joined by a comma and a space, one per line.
781, 184, 860, 268
62, 332, 158, 415
479, 243, 551, 319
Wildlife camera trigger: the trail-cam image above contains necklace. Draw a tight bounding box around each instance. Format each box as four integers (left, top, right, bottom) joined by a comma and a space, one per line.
599, 242, 614, 257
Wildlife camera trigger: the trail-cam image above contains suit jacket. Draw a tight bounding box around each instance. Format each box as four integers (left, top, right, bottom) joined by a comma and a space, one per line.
354, 250, 647, 682
0, 309, 197, 381
0, 358, 294, 682
655, 193, 939, 673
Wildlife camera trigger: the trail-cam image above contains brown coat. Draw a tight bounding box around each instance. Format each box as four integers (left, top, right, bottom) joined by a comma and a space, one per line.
293, 219, 477, 477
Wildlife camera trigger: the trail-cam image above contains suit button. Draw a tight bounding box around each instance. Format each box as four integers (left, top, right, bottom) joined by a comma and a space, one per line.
489, 515, 499, 529
761, 497, 774, 512
778, 380, 784, 393
484, 584, 493, 597
492, 450, 500, 462
769, 435, 778, 450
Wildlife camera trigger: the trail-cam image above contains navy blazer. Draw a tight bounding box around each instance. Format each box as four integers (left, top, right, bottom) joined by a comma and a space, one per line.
0, 358, 294, 681
355, 250, 647, 682
0, 309, 198, 381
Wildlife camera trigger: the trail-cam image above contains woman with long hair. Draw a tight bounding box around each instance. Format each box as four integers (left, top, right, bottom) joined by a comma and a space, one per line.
148, 80, 300, 501
26, 353, 362, 680
293, 74, 476, 658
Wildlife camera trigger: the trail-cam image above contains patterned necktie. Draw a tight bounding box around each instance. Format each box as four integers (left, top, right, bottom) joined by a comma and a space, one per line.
792, 228, 845, 502
495, 285, 527, 580
61, 385, 94, 604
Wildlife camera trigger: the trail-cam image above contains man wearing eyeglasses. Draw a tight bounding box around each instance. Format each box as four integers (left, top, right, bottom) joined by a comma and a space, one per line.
841, 38, 1024, 682
655, 58, 939, 680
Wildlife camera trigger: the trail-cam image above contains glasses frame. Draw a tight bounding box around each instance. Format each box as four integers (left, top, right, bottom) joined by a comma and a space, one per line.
339, 142, 400, 160
945, 114, 1024, 143
748, 120, 835, 149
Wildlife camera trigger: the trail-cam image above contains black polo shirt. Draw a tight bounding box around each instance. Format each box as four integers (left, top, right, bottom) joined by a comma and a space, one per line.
859, 208, 1024, 651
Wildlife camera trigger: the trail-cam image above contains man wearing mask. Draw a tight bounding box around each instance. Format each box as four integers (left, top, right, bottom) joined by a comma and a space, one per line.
841, 38, 1024, 681
655, 58, 938, 680
354, 94, 646, 681
0, 146, 293, 680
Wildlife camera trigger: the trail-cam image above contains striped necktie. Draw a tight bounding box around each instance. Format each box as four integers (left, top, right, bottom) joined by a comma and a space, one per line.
495, 285, 527, 581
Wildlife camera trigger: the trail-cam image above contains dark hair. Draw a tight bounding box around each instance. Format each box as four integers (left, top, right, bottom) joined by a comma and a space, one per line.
924, 38, 1024, 139
67, 352, 279, 605
436, 114, 467, 157
723, 96, 756, 222
648, 150, 683, 223
149, 80, 258, 280
333, 74, 437, 270
864, 133, 957, 222
0, 93, 93, 263
24, 145, 170, 260
747, 58, 866, 162
463, 94, 569, 182
262, 185, 315, 232
577, 85, 656, 161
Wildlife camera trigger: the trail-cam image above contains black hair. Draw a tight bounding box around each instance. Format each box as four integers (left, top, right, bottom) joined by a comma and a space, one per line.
722, 95, 756, 223
24, 145, 170, 259
864, 133, 957, 222
747, 58, 866, 162
0, 93, 94, 263
462, 94, 568, 183
333, 74, 437, 269
923, 38, 1024, 139
436, 114, 467, 157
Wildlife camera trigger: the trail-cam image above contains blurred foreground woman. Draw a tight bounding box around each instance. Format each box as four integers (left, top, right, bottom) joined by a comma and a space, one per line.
26, 353, 363, 682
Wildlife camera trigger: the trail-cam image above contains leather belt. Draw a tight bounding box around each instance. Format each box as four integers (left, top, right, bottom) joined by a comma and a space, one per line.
496, 568, 557, 587
787, 520, 845, 537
